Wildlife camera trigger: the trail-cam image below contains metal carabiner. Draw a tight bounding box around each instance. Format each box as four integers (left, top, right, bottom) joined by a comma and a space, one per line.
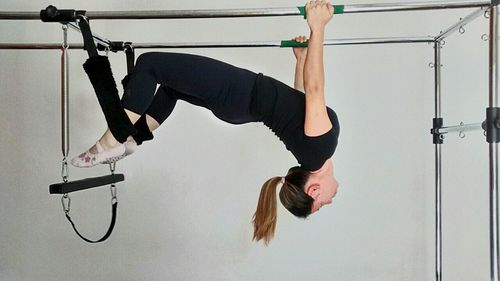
62, 24, 69, 50
110, 184, 118, 204
61, 157, 69, 183
61, 194, 71, 214
109, 162, 116, 174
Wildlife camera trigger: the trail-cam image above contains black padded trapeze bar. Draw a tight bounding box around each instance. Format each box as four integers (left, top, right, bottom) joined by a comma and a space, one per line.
49, 174, 124, 194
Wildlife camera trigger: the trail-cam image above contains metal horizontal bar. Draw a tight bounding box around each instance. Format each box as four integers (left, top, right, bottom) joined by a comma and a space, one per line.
0, 43, 66, 49
83, 7, 301, 19
342, 0, 489, 13
436, 122, 484, 134
0, 11, 39, 20
0, 24, 112, 50
435, 7, 486, 40
131, 37, 435, 48
0, 36, 435, 50
323, 36, 435, 45
0, 1, 491, 20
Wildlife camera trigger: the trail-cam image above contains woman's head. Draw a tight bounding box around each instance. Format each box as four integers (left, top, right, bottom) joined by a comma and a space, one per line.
279, 166, 313, 217
252, 160, 339, 244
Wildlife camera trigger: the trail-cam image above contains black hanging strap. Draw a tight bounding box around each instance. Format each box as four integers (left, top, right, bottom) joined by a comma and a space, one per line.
51, 173, 122, 243
77, 16, 98, 58
124, 43, 135, 74
77, 17, 137, 142
64, 201, 118, 243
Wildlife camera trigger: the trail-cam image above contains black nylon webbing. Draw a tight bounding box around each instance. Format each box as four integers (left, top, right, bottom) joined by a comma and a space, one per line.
124, 44, 135, 74
64, 202, 117, 243
78, 17, 98, 58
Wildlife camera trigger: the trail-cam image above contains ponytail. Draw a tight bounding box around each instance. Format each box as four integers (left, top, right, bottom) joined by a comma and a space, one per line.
252, 176, 282, 245
252, 167, 313, 244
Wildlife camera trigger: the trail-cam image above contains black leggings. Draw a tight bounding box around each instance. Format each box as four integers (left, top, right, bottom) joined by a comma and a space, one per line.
121, 52, 258, 126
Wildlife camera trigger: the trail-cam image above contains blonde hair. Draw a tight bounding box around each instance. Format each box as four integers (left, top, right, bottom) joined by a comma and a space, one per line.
252, 167, 313, 245
252, 176, 282, 245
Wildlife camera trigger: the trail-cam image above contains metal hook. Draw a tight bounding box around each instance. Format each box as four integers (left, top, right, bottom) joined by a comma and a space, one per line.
459, 26, 466, 34
61, 194, 71, 214
429, 62, 435, 68
485, 8, 491, 19
482, 34, 489, 41
61, 157, 69, 183
109, 162, 116, 174
110, 184, 117, 204
61, 24, 69, 49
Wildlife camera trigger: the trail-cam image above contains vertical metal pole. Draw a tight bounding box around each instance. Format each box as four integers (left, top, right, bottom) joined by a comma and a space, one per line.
61, 25, 69, 179
434, 40, 443, 281
489, 3, 500, 281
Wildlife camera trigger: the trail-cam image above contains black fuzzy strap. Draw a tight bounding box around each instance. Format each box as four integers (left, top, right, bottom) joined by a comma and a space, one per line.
83, 56, 137, 143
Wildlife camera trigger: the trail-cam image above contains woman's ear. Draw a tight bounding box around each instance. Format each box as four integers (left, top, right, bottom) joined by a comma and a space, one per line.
306, 183, 320, 199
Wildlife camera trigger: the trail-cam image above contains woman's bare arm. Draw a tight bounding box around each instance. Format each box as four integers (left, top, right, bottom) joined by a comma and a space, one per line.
293, 36, 308, 92
303, 0, 333, 137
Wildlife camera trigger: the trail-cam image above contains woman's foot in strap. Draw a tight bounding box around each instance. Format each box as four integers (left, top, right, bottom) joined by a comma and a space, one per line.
101, 138, 137, 164
71, 140, 126, 168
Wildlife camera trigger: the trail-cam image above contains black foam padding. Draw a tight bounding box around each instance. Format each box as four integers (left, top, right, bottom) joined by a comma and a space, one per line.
49, 174, 124, 194
83, 56, 137, 143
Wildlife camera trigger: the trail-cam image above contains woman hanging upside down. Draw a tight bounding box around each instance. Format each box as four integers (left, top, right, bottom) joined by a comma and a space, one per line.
72, 0, 340, 244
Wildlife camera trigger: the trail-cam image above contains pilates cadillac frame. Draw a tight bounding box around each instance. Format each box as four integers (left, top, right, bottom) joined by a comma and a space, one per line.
0, 1, 498, 279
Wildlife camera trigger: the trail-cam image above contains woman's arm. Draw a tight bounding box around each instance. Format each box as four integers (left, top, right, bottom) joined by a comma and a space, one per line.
303, 0, 333, 137
293, 36, 308, 92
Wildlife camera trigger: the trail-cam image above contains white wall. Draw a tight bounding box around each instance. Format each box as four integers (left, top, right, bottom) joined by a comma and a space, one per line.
0, 0, 490, 280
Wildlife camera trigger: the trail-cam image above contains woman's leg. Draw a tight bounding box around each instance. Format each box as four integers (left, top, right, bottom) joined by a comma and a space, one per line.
72, 84, 177, 167
73, 52, 256, 167
129, 85, 177, 146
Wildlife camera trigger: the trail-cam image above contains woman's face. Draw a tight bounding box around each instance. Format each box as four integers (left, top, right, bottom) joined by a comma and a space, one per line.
308, 159, 339, 213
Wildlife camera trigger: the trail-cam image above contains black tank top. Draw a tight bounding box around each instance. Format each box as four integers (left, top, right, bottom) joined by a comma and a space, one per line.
250, 73, 340, 171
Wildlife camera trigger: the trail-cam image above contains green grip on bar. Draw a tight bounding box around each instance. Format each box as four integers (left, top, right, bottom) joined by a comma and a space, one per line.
280, 40, 309, 48
298, 6, 306, 18
297, 5, 345, 19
